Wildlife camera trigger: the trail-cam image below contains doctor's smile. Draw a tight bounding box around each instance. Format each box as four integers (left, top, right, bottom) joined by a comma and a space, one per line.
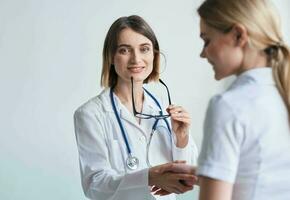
127, 66, 146, 73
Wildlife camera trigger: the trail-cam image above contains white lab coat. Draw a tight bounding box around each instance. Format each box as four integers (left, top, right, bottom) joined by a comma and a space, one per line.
74, 88, 198, 200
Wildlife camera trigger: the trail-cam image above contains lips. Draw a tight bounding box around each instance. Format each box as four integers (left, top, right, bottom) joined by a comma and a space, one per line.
208, 59, 214, 66
127, 66, 145, 73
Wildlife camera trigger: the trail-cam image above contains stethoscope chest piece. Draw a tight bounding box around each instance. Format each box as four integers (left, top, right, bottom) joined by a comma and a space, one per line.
126, 155, 139, 170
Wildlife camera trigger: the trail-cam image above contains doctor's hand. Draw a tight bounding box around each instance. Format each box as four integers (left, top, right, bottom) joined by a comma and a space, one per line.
166, 105, 191, 148
150, 161, 198, 196
148, 162, 197, 195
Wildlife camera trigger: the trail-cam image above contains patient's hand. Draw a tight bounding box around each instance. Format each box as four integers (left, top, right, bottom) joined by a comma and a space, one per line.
149, 161, 198, 196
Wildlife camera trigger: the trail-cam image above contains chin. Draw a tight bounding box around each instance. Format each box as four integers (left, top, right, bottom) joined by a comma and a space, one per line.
214, 73, 224, 81
131, 73, 150, 82
129, 75, 145, 83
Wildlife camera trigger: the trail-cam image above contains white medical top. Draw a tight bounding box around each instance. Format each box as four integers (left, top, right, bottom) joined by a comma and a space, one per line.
197, 67, 290, 200
74, 88, 198, 200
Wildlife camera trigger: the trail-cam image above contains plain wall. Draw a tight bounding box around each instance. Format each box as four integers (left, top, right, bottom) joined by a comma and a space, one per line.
0, 0, 289, 199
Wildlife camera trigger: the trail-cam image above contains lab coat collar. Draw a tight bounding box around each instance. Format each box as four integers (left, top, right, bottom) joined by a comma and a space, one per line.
99, 87, 161, 134
99, 87, 158, 113
98, 88, 114, 113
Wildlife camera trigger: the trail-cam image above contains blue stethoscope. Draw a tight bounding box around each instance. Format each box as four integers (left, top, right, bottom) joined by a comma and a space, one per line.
110, 88, 172, 170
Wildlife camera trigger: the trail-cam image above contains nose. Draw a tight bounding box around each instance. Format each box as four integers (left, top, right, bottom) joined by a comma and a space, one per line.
200, 48, 206, 58
130, 50, 142, 64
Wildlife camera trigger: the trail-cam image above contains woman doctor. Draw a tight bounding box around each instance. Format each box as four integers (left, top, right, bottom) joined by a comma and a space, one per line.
74, 15, 198, 200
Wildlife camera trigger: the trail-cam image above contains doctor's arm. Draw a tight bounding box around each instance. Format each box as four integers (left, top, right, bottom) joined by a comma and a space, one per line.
167, 105, 190, 148
74, 108, 150, 199
167, 105, 198, 165
199, 176, 233, 200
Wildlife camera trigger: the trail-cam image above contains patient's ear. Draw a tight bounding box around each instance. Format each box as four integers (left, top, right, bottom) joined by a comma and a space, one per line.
231, 24, 248, 47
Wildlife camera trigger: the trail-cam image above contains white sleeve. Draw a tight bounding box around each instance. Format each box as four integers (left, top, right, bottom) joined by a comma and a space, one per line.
158, 95, 198, 165
172, 130, 198, 165
197, 95, 244, 183
74, 107, 151, 200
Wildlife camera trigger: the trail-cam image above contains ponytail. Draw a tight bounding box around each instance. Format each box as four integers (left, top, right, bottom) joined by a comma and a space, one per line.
268, 43, 290, 113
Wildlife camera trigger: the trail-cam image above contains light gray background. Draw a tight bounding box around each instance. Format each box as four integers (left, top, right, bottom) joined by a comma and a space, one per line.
0, 0, 289, 199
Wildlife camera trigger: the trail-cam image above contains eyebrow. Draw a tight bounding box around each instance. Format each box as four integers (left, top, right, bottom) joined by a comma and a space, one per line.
117, 44, 131, 48
117, 43, 152, 48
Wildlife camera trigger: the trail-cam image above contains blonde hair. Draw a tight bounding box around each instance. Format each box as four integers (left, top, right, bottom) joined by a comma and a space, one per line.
198, 0, 290, 113
101, 15, 160, 88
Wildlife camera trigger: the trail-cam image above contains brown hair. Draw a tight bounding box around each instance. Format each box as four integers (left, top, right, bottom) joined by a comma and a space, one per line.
101, 15, 160, 88
198, 0, 290, 113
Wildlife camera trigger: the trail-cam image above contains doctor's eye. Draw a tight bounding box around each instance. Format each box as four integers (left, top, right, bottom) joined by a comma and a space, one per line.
140, 45, 151, 53
118, 47, 131, 55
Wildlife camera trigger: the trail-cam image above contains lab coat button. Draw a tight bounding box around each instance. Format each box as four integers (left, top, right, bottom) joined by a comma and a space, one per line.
139, 136, 146, 142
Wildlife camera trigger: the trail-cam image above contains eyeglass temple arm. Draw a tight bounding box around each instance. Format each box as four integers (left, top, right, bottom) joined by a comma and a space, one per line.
159, 79, 172, 105
131, 77, 172, 114
131, 77, 138, 114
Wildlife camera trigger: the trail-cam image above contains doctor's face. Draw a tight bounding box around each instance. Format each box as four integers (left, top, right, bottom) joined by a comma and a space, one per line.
199, 19, 243, 80
113, 28, 154, 84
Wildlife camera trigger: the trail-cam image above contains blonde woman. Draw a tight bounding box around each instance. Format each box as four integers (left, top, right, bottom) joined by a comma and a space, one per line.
197, 0, 290, 199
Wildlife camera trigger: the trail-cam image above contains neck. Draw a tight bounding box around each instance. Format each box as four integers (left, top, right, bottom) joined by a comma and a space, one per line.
238, 46, 268, 74
113, 80, 144, 113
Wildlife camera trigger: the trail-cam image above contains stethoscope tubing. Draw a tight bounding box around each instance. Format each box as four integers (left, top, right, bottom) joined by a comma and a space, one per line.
110, 88, 133, 155
110, 87, 172, 169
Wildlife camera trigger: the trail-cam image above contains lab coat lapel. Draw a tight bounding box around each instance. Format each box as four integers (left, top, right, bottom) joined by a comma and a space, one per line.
112, 93, 147, 135
100, 88, 115, 113
118, 90, 159, 137
103, 87, 162, 137
119, 107, 141, 129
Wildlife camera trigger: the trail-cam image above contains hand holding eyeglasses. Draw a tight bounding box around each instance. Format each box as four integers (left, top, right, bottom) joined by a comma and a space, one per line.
166, 105, 191, 148
132, 76, 191, 148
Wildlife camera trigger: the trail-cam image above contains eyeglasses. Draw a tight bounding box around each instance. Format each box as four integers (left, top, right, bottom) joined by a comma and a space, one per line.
131, 77, 172, 119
